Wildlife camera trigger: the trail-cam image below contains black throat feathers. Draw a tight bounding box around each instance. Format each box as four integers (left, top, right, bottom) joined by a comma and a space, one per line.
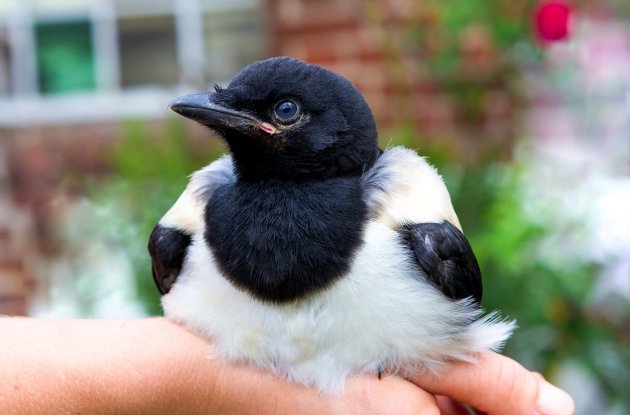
204, 176, 367, 303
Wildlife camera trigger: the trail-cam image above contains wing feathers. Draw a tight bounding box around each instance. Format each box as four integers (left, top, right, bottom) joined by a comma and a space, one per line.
404, 221, 482, 303
149, 155, 235, 296
148, 225, 192, 295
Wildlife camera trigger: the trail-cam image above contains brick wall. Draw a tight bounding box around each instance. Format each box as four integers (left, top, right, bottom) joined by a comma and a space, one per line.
0, 142, 35, 316
0, 208, 33, 316
265, 0, 427, 124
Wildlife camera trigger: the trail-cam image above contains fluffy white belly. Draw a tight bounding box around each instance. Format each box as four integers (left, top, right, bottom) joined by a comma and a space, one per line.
162, 221, 514, 393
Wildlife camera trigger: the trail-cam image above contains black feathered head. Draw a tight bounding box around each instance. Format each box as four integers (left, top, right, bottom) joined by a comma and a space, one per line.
170, 57, 379, 180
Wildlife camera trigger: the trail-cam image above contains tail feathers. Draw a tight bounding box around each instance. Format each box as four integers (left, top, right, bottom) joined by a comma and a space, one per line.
443, 310, 516, 364
398, 311, 517, 381
467, 311, 517, 351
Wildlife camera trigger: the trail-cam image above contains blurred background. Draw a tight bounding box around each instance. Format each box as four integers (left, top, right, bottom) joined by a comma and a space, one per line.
0, 0, 628, 412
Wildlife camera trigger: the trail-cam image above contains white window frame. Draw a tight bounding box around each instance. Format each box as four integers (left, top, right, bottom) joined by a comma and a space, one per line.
0, 0, 259, 127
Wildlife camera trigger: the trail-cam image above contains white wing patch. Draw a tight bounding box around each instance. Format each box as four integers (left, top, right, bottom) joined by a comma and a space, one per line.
159, 155, 235, 234
362, 147, 462, 230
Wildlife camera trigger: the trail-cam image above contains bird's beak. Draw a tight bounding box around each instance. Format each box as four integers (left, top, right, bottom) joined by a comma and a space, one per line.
169, 93, 277, 136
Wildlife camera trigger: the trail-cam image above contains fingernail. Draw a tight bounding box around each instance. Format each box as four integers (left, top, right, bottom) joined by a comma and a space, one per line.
536, 381, 575, 415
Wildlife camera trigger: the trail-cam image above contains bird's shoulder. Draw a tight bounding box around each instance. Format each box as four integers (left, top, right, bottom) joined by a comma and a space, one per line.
159, 155, 236, 232
361, 147, 482, 302
149, 155, 235, 295
361, 147, 461, 229
188, 155, 237, 207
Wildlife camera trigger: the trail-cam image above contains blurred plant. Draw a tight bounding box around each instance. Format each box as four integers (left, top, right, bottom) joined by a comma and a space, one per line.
413, 1, 540, 73
409, 0, 541, 145
408, 0, 630, 111
358, 0, 551, 159
473, 162, 630, 408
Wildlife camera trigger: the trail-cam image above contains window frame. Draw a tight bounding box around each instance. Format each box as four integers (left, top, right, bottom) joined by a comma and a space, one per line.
0, 0, 260, 127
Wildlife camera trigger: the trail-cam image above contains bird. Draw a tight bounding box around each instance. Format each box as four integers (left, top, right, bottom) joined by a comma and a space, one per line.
148, 56, 515, 393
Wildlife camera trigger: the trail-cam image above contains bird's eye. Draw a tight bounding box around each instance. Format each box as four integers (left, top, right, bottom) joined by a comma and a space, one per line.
273, 100, 300, 124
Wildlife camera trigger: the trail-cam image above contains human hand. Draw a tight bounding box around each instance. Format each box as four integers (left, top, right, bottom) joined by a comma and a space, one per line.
333, 352, 575, 415
408, 351, 575, 415
327, 375, 459, 415
151, 320, 573, 415
0, 318, 573, 415
0, 317, 454, 415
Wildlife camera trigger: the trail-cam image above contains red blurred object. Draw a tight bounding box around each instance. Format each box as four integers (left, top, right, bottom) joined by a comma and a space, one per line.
535, 1, 572, 42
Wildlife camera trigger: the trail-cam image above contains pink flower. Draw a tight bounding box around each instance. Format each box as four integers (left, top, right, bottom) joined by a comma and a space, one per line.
535, 1, 572, 42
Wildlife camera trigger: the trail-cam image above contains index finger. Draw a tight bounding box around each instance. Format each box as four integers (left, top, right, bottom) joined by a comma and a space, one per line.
407, 351, 574, 415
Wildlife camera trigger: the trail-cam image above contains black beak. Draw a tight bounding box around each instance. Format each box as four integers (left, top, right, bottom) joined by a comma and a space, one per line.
169, 93, 276, 136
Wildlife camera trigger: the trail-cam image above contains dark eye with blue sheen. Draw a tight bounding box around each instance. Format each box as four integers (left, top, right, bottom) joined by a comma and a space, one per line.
273, 100, 300, 123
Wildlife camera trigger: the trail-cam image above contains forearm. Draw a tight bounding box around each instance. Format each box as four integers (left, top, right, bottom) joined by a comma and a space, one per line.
0, 317, 573, 414
0, 318, 332, 415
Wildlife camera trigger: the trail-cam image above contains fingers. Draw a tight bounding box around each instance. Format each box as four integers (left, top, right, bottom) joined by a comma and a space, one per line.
341, 375, 440, 415
407, 351, 574, 415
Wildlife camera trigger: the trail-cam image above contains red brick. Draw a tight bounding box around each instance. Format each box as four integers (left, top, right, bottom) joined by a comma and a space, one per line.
381, 0, 418, 21
0, 296, 27, 316
273, 0, 361, 34
0, 269, 26, 298
356, 27, 385, 59
413, 93, 456, 125
361, 90, 389, 121
279, 39, 311, 61
319, 60, 365, 86
0, 259, 23, 271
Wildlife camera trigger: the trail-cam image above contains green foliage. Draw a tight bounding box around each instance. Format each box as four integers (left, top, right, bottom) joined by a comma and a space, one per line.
413, 1, 539, 77
377, 1, 539, 147
475, 169, 629, 403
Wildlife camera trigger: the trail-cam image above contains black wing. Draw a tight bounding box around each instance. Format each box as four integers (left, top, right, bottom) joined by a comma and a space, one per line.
148, 224, 192, 295
403, 220, 482, 303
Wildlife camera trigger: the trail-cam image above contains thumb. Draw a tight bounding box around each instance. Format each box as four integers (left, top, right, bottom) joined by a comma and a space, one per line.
407, 351, 574, 415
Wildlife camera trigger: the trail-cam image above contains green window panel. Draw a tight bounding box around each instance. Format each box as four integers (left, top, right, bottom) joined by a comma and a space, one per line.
35, 21, 96, 94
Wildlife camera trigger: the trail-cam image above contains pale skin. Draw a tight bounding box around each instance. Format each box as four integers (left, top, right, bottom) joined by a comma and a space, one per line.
0, 318, 574, 415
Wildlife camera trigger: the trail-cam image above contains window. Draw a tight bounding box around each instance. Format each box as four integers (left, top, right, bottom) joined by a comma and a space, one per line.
117, 16, 178, 88
0, 0, 266, 125
0, 27, 10, 96
34, 21, 96, 94
202, 7, 265, 83
114, 0, 173, 18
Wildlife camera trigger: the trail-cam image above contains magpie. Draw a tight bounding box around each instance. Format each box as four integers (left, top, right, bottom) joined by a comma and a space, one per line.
148, 57, 515, 393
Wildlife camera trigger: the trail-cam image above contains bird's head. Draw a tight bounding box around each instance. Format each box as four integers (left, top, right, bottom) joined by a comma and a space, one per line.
169, 57, 379, 180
